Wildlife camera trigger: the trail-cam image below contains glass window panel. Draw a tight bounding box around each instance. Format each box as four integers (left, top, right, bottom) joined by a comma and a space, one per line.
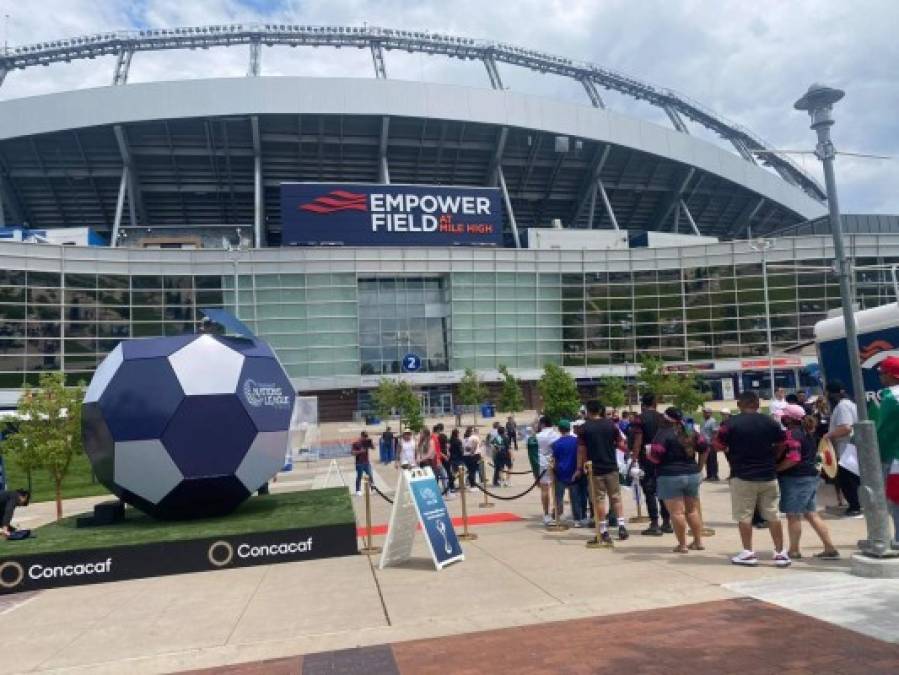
28, 271, 60, 287
132, 323, 163, 337
0, 339, 25, 355
132, 276, 162, 289
27, 287, 60, 304
132, 306, 163, 321
28, 321, 60, 338
66, 323, 96, 338
0, 304, 26, 321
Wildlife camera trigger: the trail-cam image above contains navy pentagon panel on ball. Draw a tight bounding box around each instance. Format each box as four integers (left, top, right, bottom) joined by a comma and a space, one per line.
81, 334, 296, 520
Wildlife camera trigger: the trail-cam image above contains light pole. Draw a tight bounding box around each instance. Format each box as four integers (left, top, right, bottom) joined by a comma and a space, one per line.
794, 84, 894, 558
749, 238, 776, 400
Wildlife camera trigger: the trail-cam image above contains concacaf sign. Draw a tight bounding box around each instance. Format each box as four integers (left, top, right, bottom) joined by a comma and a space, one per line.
280, 183, 503, 247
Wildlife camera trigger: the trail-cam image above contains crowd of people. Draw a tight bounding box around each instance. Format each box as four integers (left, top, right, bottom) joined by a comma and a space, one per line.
350, 358, 899, 565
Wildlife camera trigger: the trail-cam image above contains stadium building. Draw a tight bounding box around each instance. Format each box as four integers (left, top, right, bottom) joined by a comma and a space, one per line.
1, 24, 897, 420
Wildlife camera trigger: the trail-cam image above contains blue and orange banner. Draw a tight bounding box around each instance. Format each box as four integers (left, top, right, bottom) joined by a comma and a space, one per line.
280, 182, 503, 247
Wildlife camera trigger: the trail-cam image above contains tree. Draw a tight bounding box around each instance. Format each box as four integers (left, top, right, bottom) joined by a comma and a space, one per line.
457, 368, 487, 426
372, 378, 424, 433
538, 363, 581, 423
497, 364, 525, 414
597, 375, 626, 411
637, 356, 709, 415
2, 372, 84, 519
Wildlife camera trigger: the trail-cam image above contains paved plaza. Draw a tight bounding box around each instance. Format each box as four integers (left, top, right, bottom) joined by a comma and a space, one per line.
1, 449, 897, 674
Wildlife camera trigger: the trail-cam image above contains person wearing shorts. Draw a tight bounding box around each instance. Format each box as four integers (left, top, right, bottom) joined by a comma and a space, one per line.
715, 391, 790, 567
648, 407, 707, 553
578, 400, 628, 544
776, 404, 839, 559
536, 416, 560, 525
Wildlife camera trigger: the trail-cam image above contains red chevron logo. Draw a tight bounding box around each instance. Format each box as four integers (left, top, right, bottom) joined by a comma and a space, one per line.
299, 190, 368, 214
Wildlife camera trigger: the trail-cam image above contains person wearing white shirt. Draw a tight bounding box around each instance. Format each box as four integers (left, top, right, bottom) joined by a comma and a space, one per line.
769, 388, 788, 418
536, 415, 561, 525
823, 380, 862, 518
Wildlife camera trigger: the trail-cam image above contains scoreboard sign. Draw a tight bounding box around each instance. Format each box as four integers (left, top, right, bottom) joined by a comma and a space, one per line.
280, 183, 503, 247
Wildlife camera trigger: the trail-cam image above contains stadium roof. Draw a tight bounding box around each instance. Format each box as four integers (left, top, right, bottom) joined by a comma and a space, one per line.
0, 24, 828, 245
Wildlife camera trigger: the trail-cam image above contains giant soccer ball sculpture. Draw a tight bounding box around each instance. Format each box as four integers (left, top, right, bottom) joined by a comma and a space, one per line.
81, 334, 295, 520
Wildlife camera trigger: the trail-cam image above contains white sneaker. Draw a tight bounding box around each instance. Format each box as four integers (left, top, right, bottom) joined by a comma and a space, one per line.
355, 490, 362, 497
573, 520, 585, 528
774, 551, 792, 568
731, 550, 759, 566
543, 514, 553, 525
468, 487, 477, 493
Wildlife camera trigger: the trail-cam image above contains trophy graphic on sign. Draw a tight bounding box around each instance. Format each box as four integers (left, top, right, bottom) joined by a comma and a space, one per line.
435, 520, 453, 555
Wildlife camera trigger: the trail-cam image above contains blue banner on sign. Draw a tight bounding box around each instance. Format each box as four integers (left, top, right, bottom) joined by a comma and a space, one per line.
819, 325, 899, 401
280, 183, 503, 247
408, 474, 463, 567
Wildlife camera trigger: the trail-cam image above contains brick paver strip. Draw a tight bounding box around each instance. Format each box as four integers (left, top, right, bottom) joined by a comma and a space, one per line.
182, 598, 899, 674
391, 598, 899, 674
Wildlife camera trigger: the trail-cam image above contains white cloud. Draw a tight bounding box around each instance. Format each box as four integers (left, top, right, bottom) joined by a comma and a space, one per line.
1, 0, 896, 213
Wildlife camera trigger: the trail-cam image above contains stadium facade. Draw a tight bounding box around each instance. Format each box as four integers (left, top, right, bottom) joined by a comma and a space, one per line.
0, 24, 895, 420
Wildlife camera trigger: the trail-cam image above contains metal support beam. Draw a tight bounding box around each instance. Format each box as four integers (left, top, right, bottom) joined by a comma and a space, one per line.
113, 125, 146, 228
0, 177, 4, 227
673, 204, 680, 233
0, 162, 28, 225
730, 137, 757, 164
482, 54, 504, 90
248, 40, 261, 76
725, 197, 765, 239
497, 167, 521, 248
569, 144, 611, 224
112, 47, 133, 85
580, 78, 605, 109
251, 115, 263, 248
649, 167, 694, 230
0, 67, 9, 88
679, 199, 701, 236
378, 116, 390, 183
597, 178, 619, 230
586, 183, 597, 229
485, 127, 508, 185
111, 168, 128, 248
664, 104, 689, 134
370, 41, 387, 78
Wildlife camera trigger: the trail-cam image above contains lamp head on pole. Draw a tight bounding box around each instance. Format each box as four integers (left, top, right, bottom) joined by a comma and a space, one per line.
794, 83, 845, 129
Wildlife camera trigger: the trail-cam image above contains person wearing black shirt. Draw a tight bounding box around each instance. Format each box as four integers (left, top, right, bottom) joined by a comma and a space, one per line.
578, 400, 629, 544
714, 391, 790, 567
648, 408, 708, 553
448, 428, 466, 488
629, 393, 672, 536
776, 405, 839, 559
506, 416, 518, 451
1, 489, 30, 537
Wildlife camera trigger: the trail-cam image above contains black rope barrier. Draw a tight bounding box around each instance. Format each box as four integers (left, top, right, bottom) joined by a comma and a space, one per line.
368, 474, 453, 505
475, 470, 546, 501
487, 461, 537, 476
369, 483, 394, 504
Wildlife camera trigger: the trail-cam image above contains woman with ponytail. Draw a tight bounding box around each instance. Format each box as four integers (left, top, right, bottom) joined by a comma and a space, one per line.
648, 407, 709, 553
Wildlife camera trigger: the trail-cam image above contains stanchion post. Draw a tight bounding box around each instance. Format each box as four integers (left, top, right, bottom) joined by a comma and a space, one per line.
585, 461, 612, 549
359, 475, 382, 555
545, 459, 569, 532
457, 466, 478, 541
478, 456, 494, 509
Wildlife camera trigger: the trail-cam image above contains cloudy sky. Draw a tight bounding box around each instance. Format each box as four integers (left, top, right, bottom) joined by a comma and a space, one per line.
2, 0, 897, 214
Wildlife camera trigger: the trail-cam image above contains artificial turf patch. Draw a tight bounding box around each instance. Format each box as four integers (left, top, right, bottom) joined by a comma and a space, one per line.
1, 488, 354, 557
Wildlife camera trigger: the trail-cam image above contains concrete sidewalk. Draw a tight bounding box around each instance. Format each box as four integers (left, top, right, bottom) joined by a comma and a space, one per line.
0, 456, 892, 674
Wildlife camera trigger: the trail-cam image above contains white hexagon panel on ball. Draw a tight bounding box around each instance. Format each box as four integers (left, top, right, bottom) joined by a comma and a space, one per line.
167, 334, 245, 396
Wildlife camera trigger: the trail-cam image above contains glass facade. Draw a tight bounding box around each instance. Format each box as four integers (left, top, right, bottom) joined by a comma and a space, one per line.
1, 236, 898, 390
358, 278, 449, 375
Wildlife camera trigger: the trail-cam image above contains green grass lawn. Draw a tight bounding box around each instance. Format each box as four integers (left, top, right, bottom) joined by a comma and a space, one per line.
0, 488, 355, 557
3, 452, 110, 503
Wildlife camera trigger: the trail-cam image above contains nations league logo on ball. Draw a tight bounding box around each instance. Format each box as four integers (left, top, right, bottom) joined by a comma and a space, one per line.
242, 379, 291, 409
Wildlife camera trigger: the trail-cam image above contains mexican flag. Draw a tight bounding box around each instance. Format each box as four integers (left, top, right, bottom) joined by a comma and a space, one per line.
874, 386, 899, 465
887, 460, 899, 505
